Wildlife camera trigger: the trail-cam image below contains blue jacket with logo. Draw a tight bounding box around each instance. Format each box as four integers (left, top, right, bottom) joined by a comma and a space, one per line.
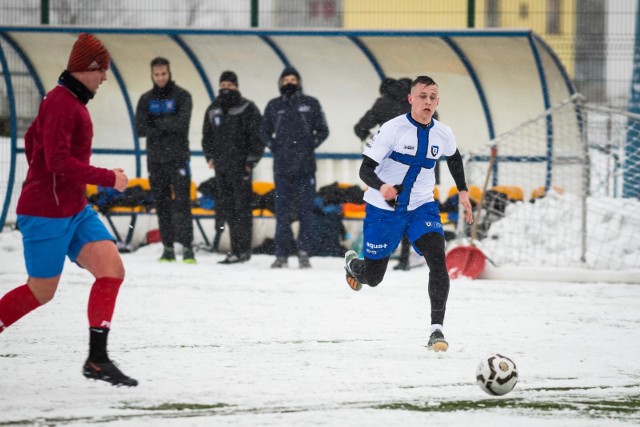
136, 81, 192, 164
260, 91, 329, 176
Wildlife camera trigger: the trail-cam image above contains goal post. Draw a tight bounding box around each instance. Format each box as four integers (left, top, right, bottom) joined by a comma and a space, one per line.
457, 95, 640, 282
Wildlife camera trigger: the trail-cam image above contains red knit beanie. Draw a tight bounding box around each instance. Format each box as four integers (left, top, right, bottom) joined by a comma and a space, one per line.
67, 33, 110, 72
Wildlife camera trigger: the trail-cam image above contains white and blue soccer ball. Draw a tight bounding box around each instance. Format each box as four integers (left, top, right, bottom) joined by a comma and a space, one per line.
476, 353, 518, 396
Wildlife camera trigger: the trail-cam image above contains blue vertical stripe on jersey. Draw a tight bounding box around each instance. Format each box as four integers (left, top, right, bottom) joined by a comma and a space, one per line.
388, 114, 436, 212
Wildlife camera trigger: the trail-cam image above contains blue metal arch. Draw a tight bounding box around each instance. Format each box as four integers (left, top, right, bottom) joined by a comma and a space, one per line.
259, 35, 290, 67
108, 58, 142, 177
531, 33, 577, 96
348, 36, 386, 81
442, 36, 497, 184
0, 39, 18, 229
532, 33, 585, 140
528, 33, 554, 192
0, 32, 45, 98
0, 26, 533, 38
171, 34, 215, 102
442, 36, 495, 141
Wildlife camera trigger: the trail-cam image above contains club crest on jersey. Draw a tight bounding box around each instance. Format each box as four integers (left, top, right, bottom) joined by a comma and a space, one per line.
431, 146, 439, 157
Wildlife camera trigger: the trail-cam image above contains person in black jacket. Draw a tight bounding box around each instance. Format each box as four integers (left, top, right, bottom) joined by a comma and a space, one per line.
202, 71, 264, 264
260, 67, 329, 269
135, 57, 195, 263
353, 77, 410, 142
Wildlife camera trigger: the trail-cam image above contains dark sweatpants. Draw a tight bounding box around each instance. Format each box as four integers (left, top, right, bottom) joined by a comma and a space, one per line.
273, 172, 316, 258
148, 160, 193, 248
214, 171, 253, 256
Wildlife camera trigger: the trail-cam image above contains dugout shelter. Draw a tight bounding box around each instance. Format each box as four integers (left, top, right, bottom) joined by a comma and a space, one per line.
0, 27, 576, 229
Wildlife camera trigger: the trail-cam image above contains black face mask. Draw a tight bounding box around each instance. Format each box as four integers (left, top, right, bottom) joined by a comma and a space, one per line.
279, 83, 299, 97
217, 89, 241, 108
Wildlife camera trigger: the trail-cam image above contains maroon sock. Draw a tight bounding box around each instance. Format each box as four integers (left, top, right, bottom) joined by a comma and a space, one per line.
0, 284, 41, 332
87, 277, 123, 329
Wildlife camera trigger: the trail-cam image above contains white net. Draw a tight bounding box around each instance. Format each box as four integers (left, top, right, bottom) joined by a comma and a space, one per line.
462, 95, 640, 270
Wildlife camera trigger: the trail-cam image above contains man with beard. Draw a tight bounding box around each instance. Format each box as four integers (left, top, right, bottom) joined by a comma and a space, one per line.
136, 57, 195, 263
202, 71, 264, 264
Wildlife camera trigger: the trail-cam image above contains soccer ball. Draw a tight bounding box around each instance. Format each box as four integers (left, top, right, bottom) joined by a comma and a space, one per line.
476, 353, 518, 396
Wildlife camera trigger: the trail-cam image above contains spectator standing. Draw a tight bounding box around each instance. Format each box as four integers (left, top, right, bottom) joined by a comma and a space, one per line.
202, 71, 264, 264
343, 76, 473, 352
136, 57, 195, 263
260, 67, 329, 269
0, 33, 137, 386
353, 77, 410, 142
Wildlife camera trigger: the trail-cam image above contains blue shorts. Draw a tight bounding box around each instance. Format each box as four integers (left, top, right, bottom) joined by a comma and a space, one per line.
363, 202, 444, 260
17, 205, 115, 278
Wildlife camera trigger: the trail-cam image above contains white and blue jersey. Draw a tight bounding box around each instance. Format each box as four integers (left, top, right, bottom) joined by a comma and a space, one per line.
360, 113, 457, 259
362, 113, 457, 212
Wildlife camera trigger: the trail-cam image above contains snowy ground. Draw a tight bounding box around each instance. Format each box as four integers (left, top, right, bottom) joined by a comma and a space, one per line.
0, 230, 639, 426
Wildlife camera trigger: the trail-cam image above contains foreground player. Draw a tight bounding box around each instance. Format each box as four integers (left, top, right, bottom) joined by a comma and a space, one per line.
344, 76, 473, 352
0, 34, 138, 386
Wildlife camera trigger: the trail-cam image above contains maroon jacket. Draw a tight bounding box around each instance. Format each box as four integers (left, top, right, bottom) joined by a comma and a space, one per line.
17, 83, 115, 218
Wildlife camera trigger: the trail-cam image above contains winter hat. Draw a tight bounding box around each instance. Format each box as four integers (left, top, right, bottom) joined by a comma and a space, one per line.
219, 70, 238, 86
279, 66, 301, 86
67, 33, 110, 72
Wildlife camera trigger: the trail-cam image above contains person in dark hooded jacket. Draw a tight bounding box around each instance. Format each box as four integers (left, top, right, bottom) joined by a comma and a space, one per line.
136, 57, 195, 263
353, 78, 410, 141
202, 71, 264, 264
260, 67, 329, 269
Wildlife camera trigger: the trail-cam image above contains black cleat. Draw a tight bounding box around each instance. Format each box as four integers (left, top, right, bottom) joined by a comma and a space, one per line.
271, 257, 288, 269
83, 359, 138, 387
298, 251, 312, 269
159, 246, 176, 262
218, 252, 251, 264
182, 247, 197, 264
427, 329, 449, 352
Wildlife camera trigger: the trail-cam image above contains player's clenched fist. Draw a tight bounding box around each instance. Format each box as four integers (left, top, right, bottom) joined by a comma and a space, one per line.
112, 168, 128, 192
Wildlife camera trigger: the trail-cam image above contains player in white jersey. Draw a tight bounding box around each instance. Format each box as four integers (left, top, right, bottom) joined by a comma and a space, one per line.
344, 76, 473, 352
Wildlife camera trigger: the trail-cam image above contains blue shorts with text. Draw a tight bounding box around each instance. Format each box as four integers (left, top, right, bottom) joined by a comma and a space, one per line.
362, 202, 443, 260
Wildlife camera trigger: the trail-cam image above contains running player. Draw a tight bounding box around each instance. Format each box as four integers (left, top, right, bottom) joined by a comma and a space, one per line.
344, 75, 474, 352
0, 33, 138, 386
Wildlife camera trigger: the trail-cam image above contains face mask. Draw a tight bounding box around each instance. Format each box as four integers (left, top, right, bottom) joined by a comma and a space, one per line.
280, 83, 299, 97
217, 89, 240, 108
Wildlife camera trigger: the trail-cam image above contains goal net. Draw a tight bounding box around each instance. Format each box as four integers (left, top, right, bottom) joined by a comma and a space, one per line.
460, 95, 640, 275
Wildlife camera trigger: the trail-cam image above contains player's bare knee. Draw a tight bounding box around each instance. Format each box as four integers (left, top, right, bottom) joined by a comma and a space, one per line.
113, 264, 125, 280
30, 286, 57, 304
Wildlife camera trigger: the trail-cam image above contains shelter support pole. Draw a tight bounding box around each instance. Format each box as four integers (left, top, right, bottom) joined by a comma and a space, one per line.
41, 0, 49, 24
251, 0, 259, 27
625, 0, 640, 198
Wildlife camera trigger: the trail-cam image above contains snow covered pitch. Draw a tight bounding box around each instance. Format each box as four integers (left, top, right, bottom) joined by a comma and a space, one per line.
0, 230, 638, 426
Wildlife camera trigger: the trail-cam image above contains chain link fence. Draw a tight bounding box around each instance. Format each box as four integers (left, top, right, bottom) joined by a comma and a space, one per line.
0, 0, 636, 107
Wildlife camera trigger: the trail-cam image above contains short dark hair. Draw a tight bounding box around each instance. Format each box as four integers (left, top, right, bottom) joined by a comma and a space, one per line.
412, 76, 437, 88
150, 57, 170, 69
